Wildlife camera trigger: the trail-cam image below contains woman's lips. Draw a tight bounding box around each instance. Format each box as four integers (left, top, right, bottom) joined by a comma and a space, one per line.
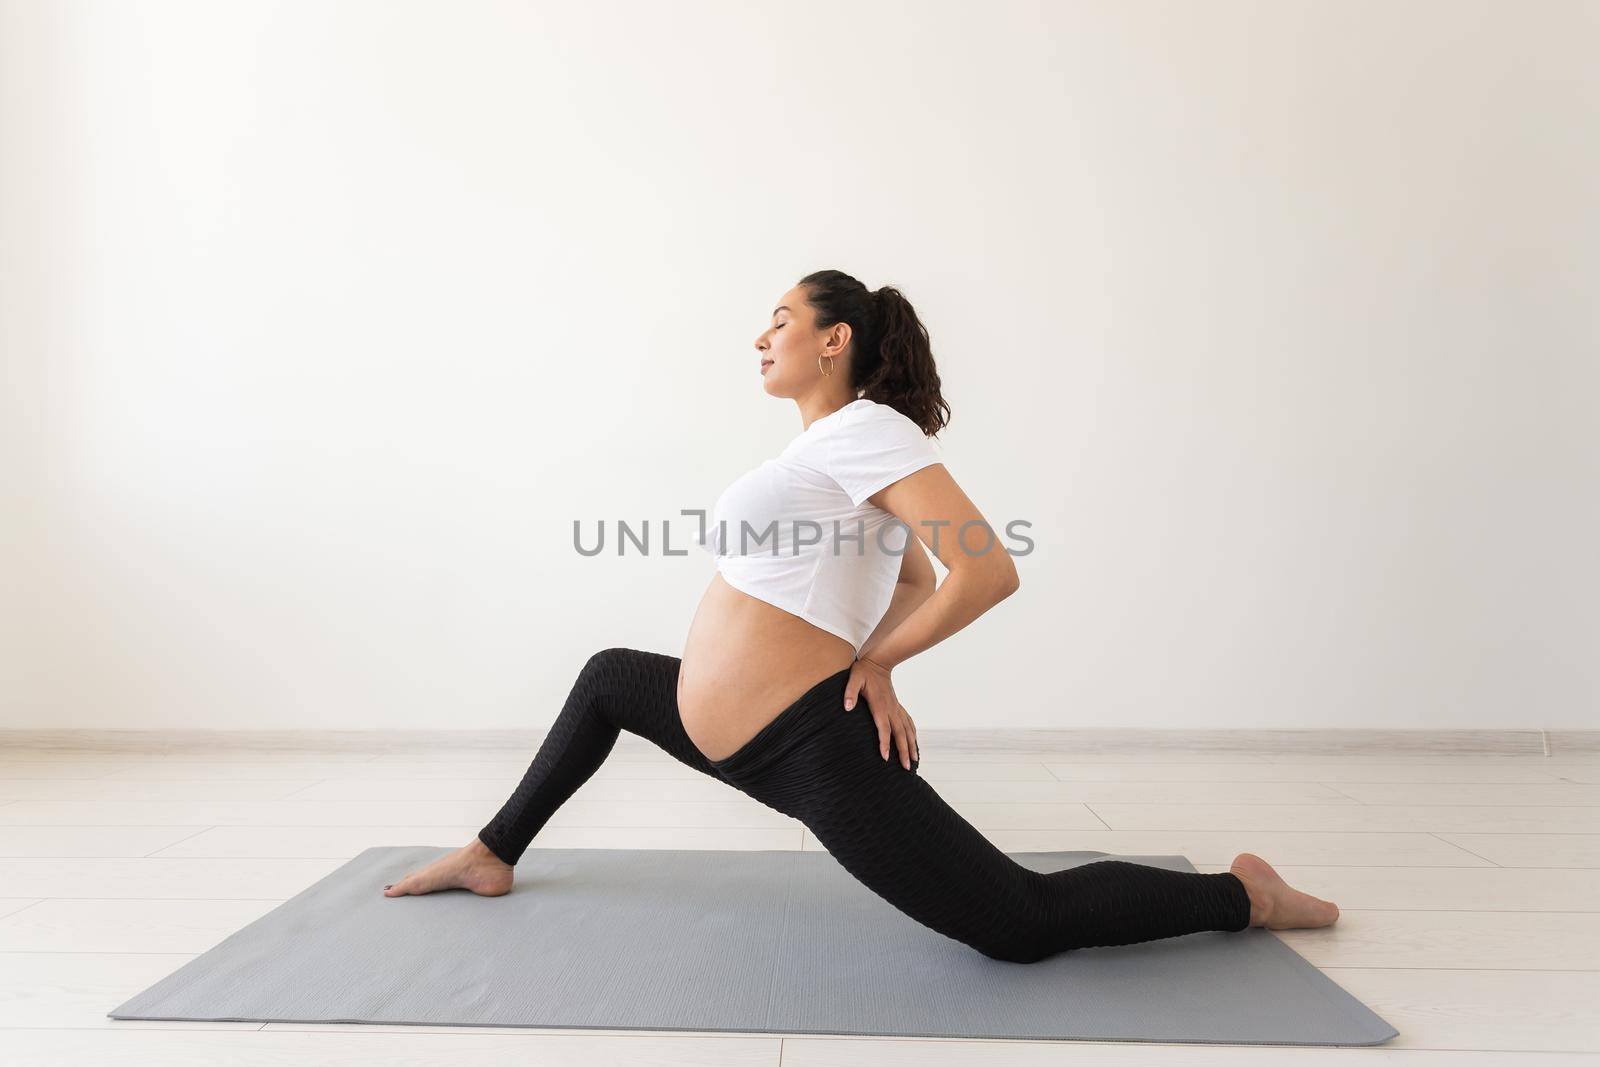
760, 360, 773, 372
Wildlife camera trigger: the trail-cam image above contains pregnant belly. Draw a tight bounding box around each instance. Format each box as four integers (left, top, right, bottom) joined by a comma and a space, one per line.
677, 572, 856, 762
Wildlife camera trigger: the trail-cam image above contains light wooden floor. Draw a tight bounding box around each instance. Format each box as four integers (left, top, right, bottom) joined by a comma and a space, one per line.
2, 737, 1597, 1065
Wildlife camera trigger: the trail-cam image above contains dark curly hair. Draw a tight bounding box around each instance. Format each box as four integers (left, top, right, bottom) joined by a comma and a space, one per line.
796, 269, 951, 437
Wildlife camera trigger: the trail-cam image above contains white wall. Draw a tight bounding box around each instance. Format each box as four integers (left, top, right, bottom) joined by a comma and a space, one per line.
2, 0, 1595, 731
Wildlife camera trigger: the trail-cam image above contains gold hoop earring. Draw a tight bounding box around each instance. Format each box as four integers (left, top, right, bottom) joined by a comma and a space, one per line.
818, 354, 834, 377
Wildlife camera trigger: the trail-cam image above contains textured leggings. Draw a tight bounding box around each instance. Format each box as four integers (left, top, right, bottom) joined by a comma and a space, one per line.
478, 646, 1250, 964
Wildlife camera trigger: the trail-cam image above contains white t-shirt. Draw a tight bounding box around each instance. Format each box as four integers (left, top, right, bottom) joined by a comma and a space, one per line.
697, 397, 943, 654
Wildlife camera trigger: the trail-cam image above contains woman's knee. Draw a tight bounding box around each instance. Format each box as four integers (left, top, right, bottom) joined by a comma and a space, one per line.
581, 647, 657, 692
582, 647, 631, 677
969, 899, 1057, 963
568, 648, 637, 719
574, 647, 679, 736
974, 935, 1051, 965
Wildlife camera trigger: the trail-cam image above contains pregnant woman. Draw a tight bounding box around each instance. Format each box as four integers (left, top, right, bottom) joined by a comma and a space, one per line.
381, 269, 1340, 963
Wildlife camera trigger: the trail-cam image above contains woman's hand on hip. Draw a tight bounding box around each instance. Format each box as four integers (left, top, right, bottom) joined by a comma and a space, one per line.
844, 656, 919, 770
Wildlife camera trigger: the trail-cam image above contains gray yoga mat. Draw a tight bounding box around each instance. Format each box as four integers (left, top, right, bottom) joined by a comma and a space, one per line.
109, 845, 1397, 1045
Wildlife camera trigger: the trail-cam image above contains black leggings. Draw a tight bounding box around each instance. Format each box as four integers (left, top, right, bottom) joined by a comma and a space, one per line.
478, 647, 1250, 964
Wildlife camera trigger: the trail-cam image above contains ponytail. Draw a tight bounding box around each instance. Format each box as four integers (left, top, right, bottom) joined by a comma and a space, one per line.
797, 269, 951, 437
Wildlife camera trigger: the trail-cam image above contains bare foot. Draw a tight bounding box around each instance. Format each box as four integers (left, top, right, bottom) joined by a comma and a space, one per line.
1229, 852, 1340, 930
382, 838, 514, 897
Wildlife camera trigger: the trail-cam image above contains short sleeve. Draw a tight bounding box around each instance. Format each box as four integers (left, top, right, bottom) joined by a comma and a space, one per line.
826, 403, 943, 507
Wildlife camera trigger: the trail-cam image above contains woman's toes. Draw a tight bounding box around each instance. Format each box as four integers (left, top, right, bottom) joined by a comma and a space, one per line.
383, 867, 436, 896
1278, 890, 1340, 929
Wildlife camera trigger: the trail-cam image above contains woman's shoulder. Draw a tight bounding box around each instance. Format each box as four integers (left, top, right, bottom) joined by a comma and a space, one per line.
836, 398, 930, 439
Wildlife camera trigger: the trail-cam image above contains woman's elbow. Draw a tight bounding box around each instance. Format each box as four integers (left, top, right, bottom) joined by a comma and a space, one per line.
994, 559, 1020, 599
967, 554, 1019, 603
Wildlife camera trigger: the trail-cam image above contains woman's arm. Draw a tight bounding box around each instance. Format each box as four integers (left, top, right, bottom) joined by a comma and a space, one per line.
856, 539, 936, 663
855, 463, 1019, 672
840, 462, 1019, 768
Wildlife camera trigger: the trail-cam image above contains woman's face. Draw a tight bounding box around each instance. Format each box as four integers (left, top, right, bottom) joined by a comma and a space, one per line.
753, 286, 849, 398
